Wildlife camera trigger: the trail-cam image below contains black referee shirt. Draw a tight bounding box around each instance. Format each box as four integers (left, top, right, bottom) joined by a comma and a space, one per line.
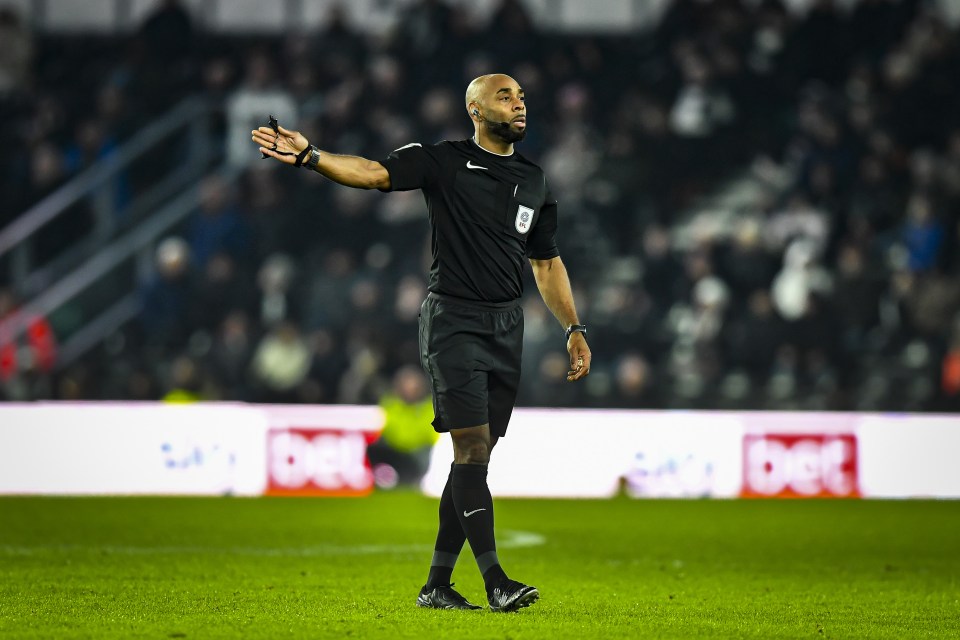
380, 138, 560, 303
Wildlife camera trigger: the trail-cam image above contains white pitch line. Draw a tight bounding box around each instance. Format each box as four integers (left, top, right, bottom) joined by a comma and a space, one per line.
0, 529, 546, 557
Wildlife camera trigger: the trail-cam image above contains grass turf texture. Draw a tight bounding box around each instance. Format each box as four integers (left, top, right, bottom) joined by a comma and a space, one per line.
1, 495, 958, 639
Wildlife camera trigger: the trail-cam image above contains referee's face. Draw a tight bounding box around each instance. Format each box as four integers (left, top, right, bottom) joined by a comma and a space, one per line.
482, 75, 527, 142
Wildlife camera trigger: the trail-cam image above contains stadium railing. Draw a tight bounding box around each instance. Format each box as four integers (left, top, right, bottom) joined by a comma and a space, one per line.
0, 97, 229, 368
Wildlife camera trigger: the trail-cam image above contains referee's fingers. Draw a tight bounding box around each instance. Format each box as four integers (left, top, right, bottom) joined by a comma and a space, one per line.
252, 131, 276, 146
566, 352, 591, 381
569, 348, 589, 369
258, 147, 293, 164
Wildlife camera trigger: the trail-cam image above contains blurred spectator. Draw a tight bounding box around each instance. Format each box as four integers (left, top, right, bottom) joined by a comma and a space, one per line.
256, 253, 297, 329
900, 271, 960, 338
718, 219, 778, 300
243, 164, 295, 261
725, 289, 784, 377
187, 175, 252, 268
368, 365, 439, 487
208, 311, 254, 400
162, 355, 204, 403
764, 194, 830, 257
610, 353, 659, 408
0, 286, 57, 390
901, 193, 944, 273
250, 320, 311, 402
16, 142, 95, 263
312, 5, 363, 68
771, 240, 832, 321
63, 118, 131, 228
485, 0, 538, 66
832, 244, 884, 351
133, 0, 195, 110
397, 0, 453, 63
0, 7, 32, 97
641, 225, 683, 303
225, 52, 297, 167
139, 0, 193, 64
192, 252, 253, 332
139, 237, 193, 347
940, 319, 960, 410
669, 48, 735, 138
303, 249, 357, 332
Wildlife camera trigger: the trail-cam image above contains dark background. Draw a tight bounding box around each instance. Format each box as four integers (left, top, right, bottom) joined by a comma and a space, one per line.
1, 0, 959, 413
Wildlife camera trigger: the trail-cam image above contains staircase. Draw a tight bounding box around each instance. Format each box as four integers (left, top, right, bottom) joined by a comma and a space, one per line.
0, 97, 237, 369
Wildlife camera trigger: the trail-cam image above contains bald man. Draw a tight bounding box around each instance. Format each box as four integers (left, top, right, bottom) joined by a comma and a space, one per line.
253, 74, 591, 613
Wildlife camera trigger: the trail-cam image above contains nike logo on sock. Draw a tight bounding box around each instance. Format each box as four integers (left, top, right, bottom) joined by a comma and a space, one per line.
463, 508, 487, 518
466, 161, 488, 170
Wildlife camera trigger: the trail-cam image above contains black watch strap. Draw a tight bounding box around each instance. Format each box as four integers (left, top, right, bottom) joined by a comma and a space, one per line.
294, 145, 313, 168
565, 324, 587, 340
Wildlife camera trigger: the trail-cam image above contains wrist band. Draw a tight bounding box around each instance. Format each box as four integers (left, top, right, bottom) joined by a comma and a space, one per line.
294, 146, 312, 167
565, 324, 587, 340
295, 145, 320, 169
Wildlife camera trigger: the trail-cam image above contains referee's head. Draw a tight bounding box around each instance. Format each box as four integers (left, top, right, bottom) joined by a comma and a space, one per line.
466, 74, 527, 144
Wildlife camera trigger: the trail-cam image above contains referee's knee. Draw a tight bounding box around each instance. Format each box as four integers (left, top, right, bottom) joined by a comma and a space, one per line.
452, 436, 491, 465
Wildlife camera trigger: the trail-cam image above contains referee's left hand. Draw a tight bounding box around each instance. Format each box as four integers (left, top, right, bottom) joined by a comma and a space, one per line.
252, 123, 308, 165
566, 333, 591, 382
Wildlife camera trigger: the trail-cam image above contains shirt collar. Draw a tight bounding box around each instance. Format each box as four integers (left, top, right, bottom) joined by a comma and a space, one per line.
471, 136, 514, 158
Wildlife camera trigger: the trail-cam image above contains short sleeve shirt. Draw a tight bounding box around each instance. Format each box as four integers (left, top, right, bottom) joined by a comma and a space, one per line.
379, 139, 559, 303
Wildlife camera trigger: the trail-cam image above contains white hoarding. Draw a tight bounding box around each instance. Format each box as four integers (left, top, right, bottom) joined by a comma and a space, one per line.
422, 409, 960, 499
857, 415, 960, 498
421, 409, 744, 498
1, 405, 958, 498
0, 403, 384, 496
0, 403, 266, 495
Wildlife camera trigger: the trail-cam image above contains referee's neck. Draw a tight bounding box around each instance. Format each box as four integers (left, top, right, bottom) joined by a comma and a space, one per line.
473, 133, 513, 157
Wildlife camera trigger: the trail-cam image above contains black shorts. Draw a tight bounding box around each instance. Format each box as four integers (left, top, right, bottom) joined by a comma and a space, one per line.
418, 292, 523, 438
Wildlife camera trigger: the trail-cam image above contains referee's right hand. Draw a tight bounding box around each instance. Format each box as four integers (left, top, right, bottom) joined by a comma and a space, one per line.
252, 124, 308, 165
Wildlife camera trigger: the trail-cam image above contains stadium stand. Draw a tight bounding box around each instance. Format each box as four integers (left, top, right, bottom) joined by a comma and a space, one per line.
1, 0, 959, 412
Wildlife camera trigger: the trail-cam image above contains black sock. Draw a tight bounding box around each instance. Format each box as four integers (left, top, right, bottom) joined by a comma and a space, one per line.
451, 463, 507, 592
425, 463, 466, 589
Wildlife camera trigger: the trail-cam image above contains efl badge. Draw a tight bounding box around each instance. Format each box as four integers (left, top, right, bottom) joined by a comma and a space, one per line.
515, 205, 534, 234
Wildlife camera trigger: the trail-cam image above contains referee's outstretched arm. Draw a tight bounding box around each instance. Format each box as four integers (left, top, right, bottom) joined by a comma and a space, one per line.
252, 123, 390, 190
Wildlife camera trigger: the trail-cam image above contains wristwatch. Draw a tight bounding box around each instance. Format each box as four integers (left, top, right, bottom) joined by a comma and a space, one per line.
304, 146, 321, 170
565, 324, 587, 340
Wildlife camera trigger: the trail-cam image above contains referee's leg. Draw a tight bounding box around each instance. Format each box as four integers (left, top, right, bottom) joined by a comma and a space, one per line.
448, 425, 538, 611
448, 424, 506, 588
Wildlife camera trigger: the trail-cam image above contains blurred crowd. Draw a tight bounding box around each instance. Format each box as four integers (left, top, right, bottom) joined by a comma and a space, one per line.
2, 0, 960, 412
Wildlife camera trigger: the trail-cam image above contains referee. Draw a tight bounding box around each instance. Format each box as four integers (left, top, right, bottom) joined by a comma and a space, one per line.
253, 73, 591, 613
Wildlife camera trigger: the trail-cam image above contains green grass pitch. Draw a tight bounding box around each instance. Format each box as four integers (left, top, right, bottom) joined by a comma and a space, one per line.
1, 493, 958, 638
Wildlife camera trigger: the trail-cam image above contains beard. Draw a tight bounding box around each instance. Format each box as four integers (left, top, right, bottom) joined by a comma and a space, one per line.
484, 118, 527, 144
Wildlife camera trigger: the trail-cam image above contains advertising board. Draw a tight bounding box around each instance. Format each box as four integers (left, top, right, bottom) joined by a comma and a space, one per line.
0, 403, 266, 495
1, 405, 957, 498
0, 403, 383, 496
420, 409, 744, 498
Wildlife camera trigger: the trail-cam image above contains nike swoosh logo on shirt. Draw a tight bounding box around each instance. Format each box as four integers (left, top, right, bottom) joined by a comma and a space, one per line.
463, 508, 487, 517
466, 161, 488, 170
